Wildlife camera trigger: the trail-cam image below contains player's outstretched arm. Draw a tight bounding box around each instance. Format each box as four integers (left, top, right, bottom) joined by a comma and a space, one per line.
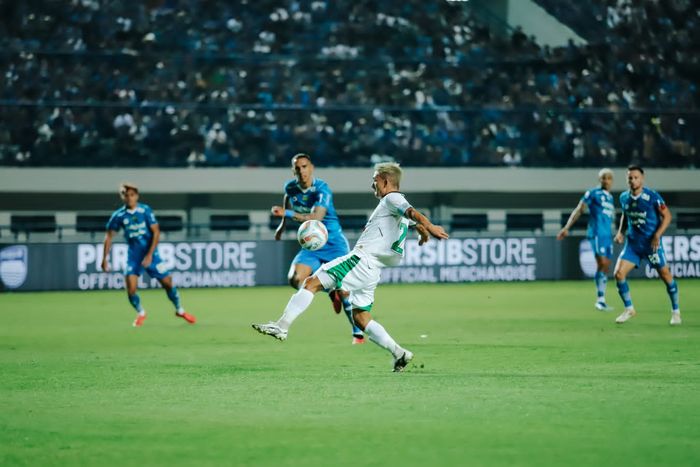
143, 223, 160, 267
557, 201, 585, 240
272, 205, 328, 224
101, 230, 116, 272
405, 207, 448, 245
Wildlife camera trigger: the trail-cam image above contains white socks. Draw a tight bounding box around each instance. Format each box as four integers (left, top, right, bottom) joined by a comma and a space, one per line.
364, 320, 402, 358
277, 288, 315, 330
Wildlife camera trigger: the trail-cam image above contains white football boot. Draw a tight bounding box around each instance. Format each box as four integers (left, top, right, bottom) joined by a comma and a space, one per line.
669, 312, 682, 326
252, 322, 288, 341
615, 308, 637, 324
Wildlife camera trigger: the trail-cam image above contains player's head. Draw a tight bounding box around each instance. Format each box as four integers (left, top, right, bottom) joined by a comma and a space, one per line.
626, 165, 644, 191
119, 182, 139, 208
372, 162, 402, 198
598, 168, 613, 191
291, 153, 314, 187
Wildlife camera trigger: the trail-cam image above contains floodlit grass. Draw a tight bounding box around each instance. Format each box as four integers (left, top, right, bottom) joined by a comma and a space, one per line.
1, 280, 699, 466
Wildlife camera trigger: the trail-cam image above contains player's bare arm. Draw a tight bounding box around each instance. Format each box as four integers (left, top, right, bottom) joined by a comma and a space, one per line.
558, 201, 585, 240
273, 195, 290, 240
405, 207, 449, 244
614, 213, 626, 244
651, 204, 672, 252
143, 223, 160, 267
271, 205, 328, 224
101, 230, 116, 272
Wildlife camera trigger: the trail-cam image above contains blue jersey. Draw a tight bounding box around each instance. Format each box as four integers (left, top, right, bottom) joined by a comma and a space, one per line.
106, 203, 158, 253
620, 187, 666, 243
581, 187, 614, 239
284, 178, 344, 242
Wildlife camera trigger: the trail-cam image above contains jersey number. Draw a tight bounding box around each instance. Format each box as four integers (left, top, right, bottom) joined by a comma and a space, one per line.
391, 223, 409, 254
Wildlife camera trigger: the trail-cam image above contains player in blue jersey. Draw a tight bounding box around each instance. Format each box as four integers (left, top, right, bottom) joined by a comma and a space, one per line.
613, 166, 681, 325
101, 183, 196, 327
271, 154, 365, 344
558, 168, 616, 310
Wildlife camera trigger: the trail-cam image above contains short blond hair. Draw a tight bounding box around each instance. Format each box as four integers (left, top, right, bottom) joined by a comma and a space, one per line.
119, 182, 139, 196
598, 168, 613, 179
374, 162, 403, 188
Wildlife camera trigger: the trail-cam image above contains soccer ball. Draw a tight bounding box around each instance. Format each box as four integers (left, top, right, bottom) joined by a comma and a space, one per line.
297, 220, 328, 251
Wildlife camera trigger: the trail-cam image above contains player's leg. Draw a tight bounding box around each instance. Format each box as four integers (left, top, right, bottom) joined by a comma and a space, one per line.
125, 274, 147, 327
288, 262, 313, 289
352, 305, 412, 373
594, 254, 611, 310
252, 275, 325, 340
654, 257, 681, 325
341, 290, 365, 344
613, 256, 637, 323
159, 275, 196, 324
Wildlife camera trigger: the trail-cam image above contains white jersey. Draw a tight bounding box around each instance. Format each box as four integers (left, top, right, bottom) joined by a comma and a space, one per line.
354, 192, 412, 267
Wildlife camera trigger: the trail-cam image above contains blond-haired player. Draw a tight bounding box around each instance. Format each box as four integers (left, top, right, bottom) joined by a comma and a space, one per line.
253, 163, 449, 371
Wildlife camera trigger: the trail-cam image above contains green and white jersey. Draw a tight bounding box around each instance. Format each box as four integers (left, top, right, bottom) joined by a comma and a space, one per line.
355, 192, 412, 267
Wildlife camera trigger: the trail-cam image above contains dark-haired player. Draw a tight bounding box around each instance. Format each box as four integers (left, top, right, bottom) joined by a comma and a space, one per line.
271, 154, 364, 344
613, 166, 681, 325
102, 183, 196, 327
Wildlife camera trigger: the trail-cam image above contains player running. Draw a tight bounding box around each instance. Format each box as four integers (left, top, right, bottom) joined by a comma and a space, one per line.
558, 168, 615, 310
271, 153, 364, 344
254, 162, 449, 372
613, 166, 681, 325
101, 183, 196, 327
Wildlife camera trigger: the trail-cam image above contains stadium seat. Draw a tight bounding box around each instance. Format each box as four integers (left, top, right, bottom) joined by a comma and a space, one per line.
339, 214, 368, 231
676, 212, 700, 230
76, 215, 108, 233
506, 213, 543, 231
158, 215, 184, 232
451, 214, 488, 232
10, 215, 56, 234
210, 215, 251, 231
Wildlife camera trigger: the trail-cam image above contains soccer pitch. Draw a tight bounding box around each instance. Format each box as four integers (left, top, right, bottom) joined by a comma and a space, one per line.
1, 281, 699, 467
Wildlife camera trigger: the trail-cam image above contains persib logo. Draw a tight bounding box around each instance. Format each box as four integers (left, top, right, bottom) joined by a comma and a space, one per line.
0, 245, 28, 289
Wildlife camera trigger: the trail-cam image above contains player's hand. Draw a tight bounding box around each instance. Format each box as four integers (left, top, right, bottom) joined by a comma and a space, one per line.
651, 234, 660, 252
556, 228, 568, 241
614, 232, 624, 244
101, 259, 110, 272
416, 224, 430, 245
141, 255, 152, 267
427, 224, 449, 240
271, 206, 285, 217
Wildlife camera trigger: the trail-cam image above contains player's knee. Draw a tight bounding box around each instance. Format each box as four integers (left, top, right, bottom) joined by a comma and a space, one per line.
301, 276, 323, 293
352, 310, 371, 330
614, 269, 626, 282
288, 276, 301, 289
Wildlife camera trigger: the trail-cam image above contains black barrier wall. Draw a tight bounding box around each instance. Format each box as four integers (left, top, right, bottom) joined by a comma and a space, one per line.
1, 235, 699, 291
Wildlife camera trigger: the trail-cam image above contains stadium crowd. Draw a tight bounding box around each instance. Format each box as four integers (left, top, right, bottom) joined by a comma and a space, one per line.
0, 0, 697, 167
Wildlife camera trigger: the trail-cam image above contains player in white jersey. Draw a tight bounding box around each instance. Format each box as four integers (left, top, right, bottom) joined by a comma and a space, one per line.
253, 162, 449, 372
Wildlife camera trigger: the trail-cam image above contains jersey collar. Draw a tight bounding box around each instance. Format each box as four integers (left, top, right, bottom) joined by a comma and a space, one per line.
296, 178, 316, 193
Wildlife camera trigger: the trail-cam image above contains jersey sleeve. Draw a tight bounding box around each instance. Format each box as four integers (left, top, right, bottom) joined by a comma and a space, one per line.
106, 211, 121, 231
581, 190, 592, 207
385, 193, 412, 217
314, 183, 333, 212
145, 206, 158, 226
652, 190, 666, 209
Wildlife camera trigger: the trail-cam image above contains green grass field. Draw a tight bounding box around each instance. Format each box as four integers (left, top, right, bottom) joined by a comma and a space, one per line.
1, 280, 699, 467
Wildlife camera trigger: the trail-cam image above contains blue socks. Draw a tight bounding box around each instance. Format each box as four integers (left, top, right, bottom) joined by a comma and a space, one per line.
128, 293, 145, 313
166, 287, 182, 311
616, 280, 633, 308
666, 280, 679, 311
595, 271, 607, 301
342, 297, 363, 337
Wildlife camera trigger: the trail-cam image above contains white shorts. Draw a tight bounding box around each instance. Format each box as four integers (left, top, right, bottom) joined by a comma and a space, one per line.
316, 250, 381, 311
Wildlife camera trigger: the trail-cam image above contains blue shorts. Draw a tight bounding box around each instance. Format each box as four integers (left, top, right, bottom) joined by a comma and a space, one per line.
125, 250, 170, 280
292, 235, 350, 272
589, 236, 613, 259
620, 240, 667, 269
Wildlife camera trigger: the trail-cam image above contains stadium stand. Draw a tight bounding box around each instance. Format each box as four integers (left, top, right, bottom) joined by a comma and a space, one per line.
0, 0, 697, 168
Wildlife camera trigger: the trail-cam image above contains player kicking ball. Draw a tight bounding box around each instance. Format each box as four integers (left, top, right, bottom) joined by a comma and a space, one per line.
272, 153, 365, 344
101, 183, 196, 327
558, 168, 615, 311
613, 166, 681, 325
253, 163, 449, 372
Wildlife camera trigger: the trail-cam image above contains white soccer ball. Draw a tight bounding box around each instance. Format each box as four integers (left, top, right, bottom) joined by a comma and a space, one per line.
297, 220, 328, 251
